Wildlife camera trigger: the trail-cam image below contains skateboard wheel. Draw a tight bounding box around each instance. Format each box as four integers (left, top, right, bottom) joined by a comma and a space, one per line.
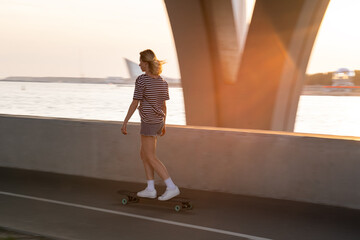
174, 205, 182, 212
187, 204, 193, 210
121, 198, 128, 205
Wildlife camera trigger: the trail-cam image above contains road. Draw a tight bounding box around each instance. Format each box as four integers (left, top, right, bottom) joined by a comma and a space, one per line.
0, 167, 359, 240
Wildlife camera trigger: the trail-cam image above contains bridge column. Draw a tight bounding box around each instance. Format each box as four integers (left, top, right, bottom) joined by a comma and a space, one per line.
165, 0, 241, 126
165, 0, 329, 131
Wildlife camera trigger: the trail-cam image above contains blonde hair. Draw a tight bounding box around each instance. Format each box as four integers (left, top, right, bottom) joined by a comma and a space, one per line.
140, 49, 165, 76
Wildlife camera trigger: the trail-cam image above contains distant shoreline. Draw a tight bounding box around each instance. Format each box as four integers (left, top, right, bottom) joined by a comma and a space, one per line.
302, 85, 360, 96
2, 78, 360, 94
0, 76, 182, 87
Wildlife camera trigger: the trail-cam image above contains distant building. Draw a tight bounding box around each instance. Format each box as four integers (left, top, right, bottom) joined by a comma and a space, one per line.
124, 58, 142, 80
331, 68, 355, 92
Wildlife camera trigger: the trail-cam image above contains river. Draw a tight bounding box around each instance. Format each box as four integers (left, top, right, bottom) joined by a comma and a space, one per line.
1, 81, 359, 137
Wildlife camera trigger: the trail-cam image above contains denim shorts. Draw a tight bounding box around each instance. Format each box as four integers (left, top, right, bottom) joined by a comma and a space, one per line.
140, 121, 164, 137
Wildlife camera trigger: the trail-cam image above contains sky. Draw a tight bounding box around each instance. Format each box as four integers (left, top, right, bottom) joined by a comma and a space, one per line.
0, 0, 179, 78
0, 0, 360, 79
306, 0, 360, 74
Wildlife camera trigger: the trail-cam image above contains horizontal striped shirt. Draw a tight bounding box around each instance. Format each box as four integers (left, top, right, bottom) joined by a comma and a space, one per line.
133, 74, 170, 124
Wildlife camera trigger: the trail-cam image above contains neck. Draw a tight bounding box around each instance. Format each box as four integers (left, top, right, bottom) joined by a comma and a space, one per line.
145, 70, 158, 78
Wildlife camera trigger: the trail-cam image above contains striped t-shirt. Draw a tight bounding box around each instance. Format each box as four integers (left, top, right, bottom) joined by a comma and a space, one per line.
133, 74, 170, 124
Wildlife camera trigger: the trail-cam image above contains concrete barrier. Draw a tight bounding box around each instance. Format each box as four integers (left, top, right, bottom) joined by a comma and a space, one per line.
1, 114, 360, 210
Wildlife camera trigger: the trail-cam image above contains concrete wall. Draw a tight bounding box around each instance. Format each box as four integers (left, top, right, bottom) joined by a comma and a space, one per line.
1, 114, 360, 210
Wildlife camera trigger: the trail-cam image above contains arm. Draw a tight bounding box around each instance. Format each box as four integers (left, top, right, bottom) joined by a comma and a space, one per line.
160, 101, 167, 136
121, 100, 139, 135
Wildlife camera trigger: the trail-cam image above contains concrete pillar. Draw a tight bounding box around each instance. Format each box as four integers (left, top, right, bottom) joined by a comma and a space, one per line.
165, 0, 329, 131
164, 0, 219, 126
270, 0, 330, 131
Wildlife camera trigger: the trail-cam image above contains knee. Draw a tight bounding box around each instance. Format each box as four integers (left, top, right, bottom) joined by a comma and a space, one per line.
140, 149, 153, 162
141, 152, 157, 164
146, 156, 158, 165
140, 146, 158, 162
140, 149, 147, 160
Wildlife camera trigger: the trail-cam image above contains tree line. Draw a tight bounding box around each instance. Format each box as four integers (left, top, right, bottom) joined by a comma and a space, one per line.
305, 70, 360, 86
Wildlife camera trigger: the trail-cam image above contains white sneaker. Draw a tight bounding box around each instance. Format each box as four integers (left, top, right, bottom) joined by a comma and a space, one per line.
137, 188, 157, 199
158, 187, 180, 201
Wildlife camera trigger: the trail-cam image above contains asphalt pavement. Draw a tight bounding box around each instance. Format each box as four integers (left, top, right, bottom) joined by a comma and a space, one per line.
0, 167, 359, 240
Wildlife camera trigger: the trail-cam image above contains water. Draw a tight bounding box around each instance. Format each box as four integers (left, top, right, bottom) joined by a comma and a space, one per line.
295, 95, 360, 137
1, 81, 359, 137
0, 81, 185, 125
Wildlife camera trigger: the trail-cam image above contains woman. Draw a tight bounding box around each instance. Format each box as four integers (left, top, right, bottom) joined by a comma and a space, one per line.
121, 49, 180, 201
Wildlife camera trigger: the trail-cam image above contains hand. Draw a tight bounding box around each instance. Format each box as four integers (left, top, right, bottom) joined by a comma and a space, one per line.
160, 125, 166, 136
121, 123, 127, 135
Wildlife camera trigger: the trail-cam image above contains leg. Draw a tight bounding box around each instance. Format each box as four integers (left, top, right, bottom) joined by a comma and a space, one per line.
140, 147, 155, 180
136, 136, 159, 198
141, 135, 180, 201
140, 135, 170, 180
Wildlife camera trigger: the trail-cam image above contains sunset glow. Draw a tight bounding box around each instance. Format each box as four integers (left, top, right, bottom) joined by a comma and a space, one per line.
307, 0, 360, 73
0, 0, 359, 78
0, 0, 179, 78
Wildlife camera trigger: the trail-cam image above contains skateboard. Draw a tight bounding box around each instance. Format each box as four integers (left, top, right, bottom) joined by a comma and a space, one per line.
117, 190, 193, 212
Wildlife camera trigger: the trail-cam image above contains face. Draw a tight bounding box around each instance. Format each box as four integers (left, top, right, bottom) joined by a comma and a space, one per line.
139, 58, 147, 72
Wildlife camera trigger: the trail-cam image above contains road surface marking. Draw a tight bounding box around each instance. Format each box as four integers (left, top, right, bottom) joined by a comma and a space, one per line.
0, 191, 271, 240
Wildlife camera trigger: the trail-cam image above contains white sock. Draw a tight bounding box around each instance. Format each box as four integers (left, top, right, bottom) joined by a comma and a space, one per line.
147, 180, 155, 191
164, 178, 176, 190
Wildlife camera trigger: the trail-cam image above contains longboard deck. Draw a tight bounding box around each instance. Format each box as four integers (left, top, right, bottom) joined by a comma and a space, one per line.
117, 190, 193, 212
